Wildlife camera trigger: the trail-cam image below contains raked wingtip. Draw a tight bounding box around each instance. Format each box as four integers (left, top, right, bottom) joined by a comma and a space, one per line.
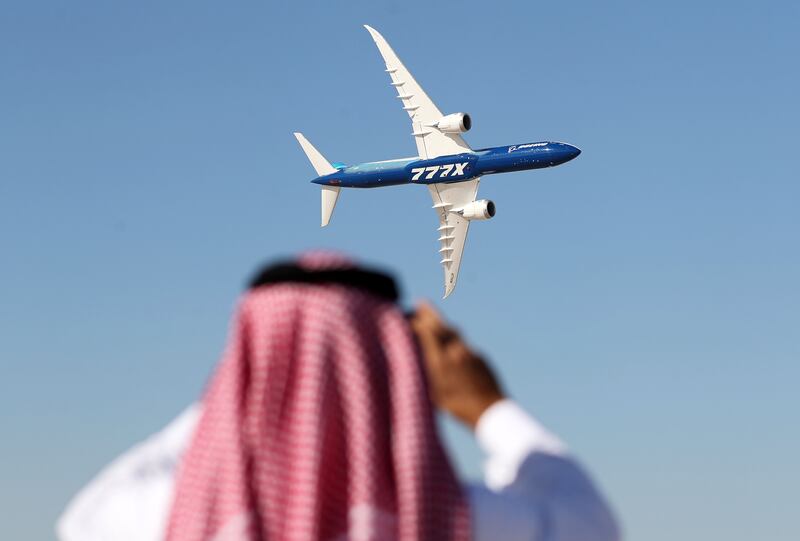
363, 24, 381, 40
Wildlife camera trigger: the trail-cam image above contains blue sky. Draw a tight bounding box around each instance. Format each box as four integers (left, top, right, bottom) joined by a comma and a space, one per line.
1, 1, 798, 539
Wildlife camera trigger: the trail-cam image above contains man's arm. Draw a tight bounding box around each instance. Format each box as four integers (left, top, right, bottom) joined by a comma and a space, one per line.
410, 304, 621, 541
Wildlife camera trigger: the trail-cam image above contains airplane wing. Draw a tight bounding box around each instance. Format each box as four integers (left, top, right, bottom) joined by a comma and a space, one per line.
364, 25, 471, 160
428, 178, 481, 298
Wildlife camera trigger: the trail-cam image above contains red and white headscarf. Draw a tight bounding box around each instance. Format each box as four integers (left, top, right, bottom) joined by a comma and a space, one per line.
166, 254, 470, 541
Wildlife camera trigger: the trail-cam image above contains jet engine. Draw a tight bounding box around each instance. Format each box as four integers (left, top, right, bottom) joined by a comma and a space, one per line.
435, 112, 472, 133
456, 199, 496, 220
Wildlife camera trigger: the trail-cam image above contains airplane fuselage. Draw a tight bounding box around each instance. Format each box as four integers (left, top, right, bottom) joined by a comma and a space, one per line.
311, 141, 580, 188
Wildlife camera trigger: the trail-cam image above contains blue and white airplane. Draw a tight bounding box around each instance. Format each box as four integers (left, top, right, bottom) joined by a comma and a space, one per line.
295, 25, 580, 298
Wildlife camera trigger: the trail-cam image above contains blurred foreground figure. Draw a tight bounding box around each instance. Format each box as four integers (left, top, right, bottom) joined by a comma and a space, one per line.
58, 254, 619, 541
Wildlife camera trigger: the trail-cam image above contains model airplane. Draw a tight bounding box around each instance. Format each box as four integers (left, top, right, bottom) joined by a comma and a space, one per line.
294, 25, 580, 298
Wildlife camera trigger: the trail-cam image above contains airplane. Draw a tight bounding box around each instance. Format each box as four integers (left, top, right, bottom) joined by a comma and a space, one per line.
294, 25, 581, 298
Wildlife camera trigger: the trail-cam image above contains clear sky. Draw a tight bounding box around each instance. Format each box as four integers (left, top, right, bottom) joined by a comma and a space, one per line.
1, 1, 798, 539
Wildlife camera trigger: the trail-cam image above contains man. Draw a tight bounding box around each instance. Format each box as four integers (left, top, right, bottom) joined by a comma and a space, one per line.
58, 254, 619, 541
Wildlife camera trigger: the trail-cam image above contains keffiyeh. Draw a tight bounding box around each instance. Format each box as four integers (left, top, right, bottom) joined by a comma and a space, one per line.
166, 254, 470, 541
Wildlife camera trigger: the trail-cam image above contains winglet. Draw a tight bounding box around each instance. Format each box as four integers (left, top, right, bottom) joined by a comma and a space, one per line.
443, 271, 456, 299
363, 25, 398, 70
363, 24, 379, 39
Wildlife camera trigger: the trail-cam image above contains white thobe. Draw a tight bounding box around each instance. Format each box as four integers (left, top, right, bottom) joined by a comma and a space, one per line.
57, 400, 619, 541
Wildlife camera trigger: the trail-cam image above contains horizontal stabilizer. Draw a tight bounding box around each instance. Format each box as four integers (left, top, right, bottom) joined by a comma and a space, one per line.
293, 132, 341, 227
321, 185, 340, 227
293, 132, 337, 176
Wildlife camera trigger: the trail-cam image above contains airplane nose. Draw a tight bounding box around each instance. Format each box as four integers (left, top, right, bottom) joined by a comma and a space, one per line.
562, 143, 581, 162
547, 143, 580, 165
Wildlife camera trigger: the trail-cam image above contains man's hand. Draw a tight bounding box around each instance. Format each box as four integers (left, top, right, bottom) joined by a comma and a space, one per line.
410, 302, 505, 429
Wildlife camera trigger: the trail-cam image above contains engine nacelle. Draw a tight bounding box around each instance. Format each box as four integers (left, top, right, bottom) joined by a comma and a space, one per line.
435, 112, 472, 133
456, 199, 496, 221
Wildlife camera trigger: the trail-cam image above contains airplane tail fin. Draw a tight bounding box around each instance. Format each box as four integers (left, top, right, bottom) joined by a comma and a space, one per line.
293, 132, 340, 227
